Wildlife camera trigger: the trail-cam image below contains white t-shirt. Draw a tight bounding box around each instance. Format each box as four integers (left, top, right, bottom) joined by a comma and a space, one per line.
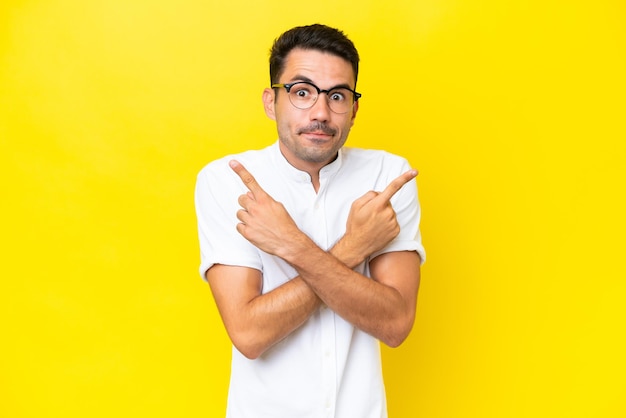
195, 141, 425, 418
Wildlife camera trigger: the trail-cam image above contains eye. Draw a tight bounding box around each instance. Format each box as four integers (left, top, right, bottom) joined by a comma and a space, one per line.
291, 84, 315, 99
329, 90, 347, 102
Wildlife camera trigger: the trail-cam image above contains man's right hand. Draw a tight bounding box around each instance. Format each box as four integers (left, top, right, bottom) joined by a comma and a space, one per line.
229, 159, 308, 259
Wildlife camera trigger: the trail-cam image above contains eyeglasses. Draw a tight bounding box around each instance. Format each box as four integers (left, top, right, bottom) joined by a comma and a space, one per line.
272, 81, 362, 114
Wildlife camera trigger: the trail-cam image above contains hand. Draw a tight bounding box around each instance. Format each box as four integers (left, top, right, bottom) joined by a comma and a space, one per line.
229, 160, 307, 257
341, 169, 418, 264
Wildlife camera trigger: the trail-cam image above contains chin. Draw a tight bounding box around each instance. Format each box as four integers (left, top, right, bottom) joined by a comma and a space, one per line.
302, 149, 338, 164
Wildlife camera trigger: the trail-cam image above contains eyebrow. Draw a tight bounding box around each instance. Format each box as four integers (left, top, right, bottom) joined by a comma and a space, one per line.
288, 74, 354, 91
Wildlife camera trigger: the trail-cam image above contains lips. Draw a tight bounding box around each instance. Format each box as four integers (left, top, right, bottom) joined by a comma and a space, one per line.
297, 122, 337, 137
304, 131, 332, 137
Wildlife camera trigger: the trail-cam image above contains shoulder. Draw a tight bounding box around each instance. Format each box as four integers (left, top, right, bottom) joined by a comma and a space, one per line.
196, 144, 275, 185
343, 147, 407, 165
341, 147, 411, 175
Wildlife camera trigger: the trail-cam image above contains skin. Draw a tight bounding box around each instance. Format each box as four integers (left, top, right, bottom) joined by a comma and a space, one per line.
206, 48, 422, 359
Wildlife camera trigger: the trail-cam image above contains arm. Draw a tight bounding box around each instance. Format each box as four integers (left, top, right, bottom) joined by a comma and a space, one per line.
206, 165, 407, 358
206, 233, 402, 359
230, 160, 421, 347
206, 246, 383, 360
206, 266, 319, 360
285, 242, 421, 348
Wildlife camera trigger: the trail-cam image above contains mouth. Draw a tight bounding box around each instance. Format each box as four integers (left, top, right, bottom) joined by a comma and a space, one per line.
302, 131, 333, 139
297, 122, 337, 139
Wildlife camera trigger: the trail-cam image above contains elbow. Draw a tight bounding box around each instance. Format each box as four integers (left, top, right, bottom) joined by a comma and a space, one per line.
231, 340, 263, 360
383, 337, 404, 349
235, 344, 263, 360
229, 330, 266, 360
381, 317, 415, 348
382, 332, 409, 348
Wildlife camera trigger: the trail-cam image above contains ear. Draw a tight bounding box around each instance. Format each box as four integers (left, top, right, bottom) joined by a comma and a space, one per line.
349, 99, 359, 127
262, 88, 276, 121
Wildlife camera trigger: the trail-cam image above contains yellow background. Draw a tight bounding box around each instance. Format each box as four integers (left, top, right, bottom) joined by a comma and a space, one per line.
1, 0, 624, 417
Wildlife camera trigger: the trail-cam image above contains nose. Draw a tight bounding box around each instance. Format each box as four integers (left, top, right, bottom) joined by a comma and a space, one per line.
308, 93, 332, 121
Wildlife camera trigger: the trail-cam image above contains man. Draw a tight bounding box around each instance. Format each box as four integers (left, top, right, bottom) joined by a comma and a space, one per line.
195, 24, 425, 418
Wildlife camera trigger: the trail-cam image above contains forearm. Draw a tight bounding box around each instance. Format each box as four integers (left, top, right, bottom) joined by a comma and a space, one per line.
281, 236, 419, 347
217, 160, 421, 355
237, 276, 321, 359
214, 238, 368, 359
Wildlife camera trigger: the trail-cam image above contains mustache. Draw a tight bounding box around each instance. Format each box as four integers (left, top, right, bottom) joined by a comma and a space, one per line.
297, 122, 337, 136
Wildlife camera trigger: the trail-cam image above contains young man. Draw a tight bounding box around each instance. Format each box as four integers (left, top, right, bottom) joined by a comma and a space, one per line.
195, 24, 425, 418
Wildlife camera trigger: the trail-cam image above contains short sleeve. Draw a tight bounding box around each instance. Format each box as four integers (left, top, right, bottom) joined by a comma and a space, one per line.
194, 160, 262, 280
369, 156, 426, 264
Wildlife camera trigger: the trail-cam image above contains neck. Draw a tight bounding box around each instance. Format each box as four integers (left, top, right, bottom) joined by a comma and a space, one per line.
278, 145, 338, 193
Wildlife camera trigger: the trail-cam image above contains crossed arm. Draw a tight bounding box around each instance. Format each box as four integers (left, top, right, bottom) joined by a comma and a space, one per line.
206, 160, 421, 359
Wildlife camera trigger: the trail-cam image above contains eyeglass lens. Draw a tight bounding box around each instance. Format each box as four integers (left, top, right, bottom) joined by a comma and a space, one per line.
287, 83, 354, 114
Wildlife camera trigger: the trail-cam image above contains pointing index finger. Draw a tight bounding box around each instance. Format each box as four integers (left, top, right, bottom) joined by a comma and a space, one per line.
229, 159, 265, 196
378, 169, 419, 202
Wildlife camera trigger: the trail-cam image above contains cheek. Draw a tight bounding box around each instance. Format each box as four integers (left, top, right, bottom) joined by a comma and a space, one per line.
275, 115, 294, 139
341, 115, 356, 131
277, 107, 305, 130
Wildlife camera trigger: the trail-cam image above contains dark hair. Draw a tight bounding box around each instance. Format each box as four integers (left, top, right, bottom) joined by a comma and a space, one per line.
269, 24, 360, 87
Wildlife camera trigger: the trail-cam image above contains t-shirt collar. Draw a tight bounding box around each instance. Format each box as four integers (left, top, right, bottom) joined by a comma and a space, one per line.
271, 140, 343, 184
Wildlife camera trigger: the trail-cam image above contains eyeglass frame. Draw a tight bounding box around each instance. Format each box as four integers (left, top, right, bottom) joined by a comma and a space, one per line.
271, 81, 362, 114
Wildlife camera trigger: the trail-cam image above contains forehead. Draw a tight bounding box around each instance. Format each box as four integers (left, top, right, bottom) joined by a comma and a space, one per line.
281, 48, 356, 87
